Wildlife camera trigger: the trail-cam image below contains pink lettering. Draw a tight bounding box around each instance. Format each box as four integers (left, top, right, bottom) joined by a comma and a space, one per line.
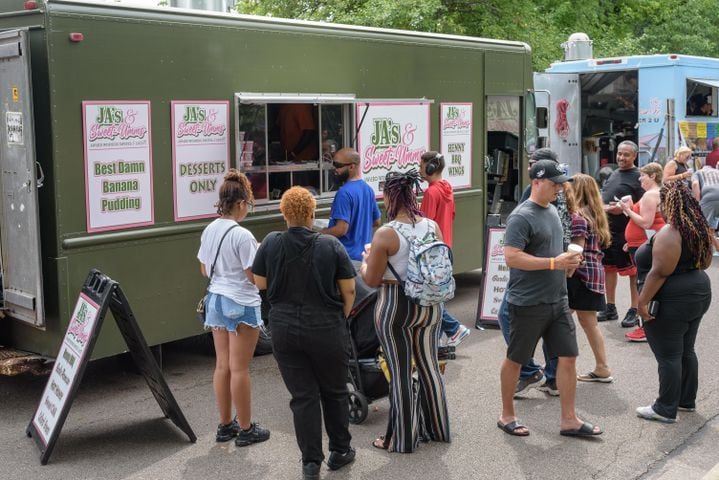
176, 121, 227, 138
362, 144, 425, 173
443, 118, 471, 130
89, 123, 147, 142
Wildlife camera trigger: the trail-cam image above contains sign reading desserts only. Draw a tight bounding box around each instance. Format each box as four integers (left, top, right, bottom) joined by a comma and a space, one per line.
171, 101, 230, 221
83, 101, 154, 232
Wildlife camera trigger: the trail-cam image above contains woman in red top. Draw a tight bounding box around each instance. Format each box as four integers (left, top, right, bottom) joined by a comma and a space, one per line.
621, 162, 665, 341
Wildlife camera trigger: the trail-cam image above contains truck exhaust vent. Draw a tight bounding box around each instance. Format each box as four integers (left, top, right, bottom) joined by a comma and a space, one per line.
561, 33, 593, 61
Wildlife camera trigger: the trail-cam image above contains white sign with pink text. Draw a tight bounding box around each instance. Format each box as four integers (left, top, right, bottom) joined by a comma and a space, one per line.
171, 101, 230, 221
479, 228, 508, 322
440, 103, 472, 189
356, 103, 430, 195
32, 294, 100, 445
83, 101, 154, 233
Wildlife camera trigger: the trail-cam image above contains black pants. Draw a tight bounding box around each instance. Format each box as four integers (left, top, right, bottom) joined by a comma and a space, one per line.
644, 296, 711, 419
271, 311, 351, 464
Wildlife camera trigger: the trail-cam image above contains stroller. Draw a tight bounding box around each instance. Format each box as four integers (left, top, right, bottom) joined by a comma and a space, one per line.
346, 267, 455, 425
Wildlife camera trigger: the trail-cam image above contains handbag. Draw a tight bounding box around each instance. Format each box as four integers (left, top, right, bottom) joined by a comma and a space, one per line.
197, 223, 240, 324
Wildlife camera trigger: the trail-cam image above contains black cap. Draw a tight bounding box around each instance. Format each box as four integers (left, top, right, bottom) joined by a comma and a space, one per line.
529, 160, 572, 183
530, 148, 559, 163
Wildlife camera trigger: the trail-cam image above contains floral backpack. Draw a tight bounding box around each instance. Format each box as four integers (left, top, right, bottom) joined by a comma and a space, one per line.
387, 220, 455, 306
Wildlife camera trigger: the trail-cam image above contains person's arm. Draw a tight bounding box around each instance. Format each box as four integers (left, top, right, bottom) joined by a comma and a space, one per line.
200, 262, 208, 278
622, 193, 659, 229
321, 219, 349, 238
504, 246, 581, 271
360, 226, 398, 287
245, 268, 255, 285
663, 161, 691, 182
692, 179, 701, 201
373, 218, 381, 227
337, 278, 356, 318
254, 274, 267, 290
567, 236, 585, 277
604, 200, 623, 215
291, 130, 316, 159
636, 227, 682, 321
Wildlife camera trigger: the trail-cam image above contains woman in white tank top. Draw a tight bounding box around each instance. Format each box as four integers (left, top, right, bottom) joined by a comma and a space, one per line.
359, 170, 451, 453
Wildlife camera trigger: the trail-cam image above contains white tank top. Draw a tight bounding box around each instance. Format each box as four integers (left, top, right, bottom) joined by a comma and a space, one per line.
382, 218, 434, 281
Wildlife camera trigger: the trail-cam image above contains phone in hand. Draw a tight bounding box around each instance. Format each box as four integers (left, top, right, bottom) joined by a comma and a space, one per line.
647, 300, 660, 317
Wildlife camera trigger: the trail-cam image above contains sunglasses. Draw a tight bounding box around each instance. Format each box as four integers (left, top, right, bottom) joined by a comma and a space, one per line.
332, 161, 354, 169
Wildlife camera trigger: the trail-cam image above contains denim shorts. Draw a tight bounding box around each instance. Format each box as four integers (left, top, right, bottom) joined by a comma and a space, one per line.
204, 292, 263, 333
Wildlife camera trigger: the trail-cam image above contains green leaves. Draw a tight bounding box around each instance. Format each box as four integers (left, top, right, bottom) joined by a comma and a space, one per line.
234, 0, 719, 69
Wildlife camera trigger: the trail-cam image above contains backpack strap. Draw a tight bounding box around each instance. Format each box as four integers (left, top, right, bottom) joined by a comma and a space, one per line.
207, 223, 240, 288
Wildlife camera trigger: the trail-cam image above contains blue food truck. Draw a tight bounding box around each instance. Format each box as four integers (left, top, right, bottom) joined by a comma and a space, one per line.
535, 35, 719, 176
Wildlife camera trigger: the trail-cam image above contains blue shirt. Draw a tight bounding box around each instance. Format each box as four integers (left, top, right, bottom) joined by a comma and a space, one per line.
328, 179, 381, 261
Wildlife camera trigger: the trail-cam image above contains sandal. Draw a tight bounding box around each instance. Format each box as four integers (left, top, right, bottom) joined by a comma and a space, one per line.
497, 420, 529, 437
577, 371, 614, 383
372, 436, 388, 450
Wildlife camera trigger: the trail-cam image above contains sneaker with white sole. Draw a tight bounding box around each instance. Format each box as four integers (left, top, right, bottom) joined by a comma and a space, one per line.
537, 379, 559, 396
625, 326, 647, 342
235, 422, 270, 446
446, 325, 470, 348
636, 405, 676, 423
514, 370, 544, 398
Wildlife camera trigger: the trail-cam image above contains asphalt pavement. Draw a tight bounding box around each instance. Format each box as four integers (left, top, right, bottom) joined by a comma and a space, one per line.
1, 259, 718, 480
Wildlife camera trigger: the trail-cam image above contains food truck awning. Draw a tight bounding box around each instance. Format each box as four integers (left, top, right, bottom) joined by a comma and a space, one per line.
688, 78, 719, 89
236, 93, 434, 105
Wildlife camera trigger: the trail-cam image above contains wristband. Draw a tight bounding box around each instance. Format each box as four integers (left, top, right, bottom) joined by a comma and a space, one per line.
549, 257, 555, 270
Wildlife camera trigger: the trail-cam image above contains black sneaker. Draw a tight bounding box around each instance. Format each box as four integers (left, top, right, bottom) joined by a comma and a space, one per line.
303, 462, 321, 480
235, 422, 270, 447
537, 379, 559, 396
327, 447, 356, 471
621, 308, 639, 328
597, 303, 618, 322
513, 370, 544, 398
215, 418, 239, 442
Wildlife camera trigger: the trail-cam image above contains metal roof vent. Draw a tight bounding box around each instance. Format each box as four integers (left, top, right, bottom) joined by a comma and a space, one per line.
561, 32, 593, 61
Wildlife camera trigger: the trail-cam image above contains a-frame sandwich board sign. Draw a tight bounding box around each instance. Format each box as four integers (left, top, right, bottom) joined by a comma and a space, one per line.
26, 269, 196, 464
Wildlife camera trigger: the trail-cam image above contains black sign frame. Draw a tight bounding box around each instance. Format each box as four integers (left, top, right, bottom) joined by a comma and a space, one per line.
26, 269, 196, 465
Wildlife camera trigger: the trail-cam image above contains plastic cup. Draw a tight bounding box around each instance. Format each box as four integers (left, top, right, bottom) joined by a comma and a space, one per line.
567, 243, 583, 255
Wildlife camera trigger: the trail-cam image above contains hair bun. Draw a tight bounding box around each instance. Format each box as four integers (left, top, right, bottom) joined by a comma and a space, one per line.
224, 168, 241, 182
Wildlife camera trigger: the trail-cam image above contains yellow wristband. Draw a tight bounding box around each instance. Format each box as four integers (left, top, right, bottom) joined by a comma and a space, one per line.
549, 257, 555, 270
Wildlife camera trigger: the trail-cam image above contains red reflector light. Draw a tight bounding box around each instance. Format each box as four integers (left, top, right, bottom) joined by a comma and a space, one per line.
69, 33, 84, 42
24, 1, 38, 9
595, 59, 622, 65
669, 54, 678, 59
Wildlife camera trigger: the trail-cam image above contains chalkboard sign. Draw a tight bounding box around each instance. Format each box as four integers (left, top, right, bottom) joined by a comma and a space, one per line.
475, 227, 509, 328
27, 270, 196, 465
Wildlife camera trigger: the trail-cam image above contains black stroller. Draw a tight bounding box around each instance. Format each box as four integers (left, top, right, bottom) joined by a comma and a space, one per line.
346, 268, 455, 425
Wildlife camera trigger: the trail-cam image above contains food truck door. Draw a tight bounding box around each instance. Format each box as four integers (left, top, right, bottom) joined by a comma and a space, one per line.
0, 30, 45, 327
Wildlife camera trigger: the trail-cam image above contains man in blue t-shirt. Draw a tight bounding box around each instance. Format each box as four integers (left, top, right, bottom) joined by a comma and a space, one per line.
321, 148, 381, 261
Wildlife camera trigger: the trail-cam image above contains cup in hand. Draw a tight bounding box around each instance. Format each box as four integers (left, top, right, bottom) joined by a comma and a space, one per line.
364, 243, 372, 256
567, 243, 584, 256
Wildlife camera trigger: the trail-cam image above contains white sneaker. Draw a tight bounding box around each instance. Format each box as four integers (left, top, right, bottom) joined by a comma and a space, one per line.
636, 405, 676, 423
446, 325, 470, 348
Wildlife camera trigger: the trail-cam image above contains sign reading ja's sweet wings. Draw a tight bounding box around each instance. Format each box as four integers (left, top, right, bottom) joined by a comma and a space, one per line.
440, 103, 472, 189
171, 101, 230, 221
83, 101, 154, 232
356, 103, 430, 195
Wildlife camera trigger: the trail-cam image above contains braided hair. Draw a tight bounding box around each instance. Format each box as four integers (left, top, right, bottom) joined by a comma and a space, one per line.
660, 181, 713, 270
383, 169, 424, 223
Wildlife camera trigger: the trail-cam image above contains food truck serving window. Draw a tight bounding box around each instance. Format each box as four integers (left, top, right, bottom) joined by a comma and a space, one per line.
686, 79, 718, 117
235, 93, 355, 203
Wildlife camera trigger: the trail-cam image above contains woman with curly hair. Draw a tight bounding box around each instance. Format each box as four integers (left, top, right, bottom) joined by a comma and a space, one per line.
635, 181, 713, 423
569, 174, 613, 382
252, 186, 356, 480
197, 169, 270, 446
360, 169, 451, 453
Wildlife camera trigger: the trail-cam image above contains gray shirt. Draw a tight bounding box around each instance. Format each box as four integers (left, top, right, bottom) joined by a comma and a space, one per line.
504, 200, 567, 306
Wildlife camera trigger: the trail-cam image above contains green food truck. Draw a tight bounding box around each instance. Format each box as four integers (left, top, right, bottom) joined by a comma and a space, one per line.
0, 0, 536, 372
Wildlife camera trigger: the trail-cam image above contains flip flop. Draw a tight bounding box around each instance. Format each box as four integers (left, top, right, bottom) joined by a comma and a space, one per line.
577, 371, 614, 383
372, 436, 388, 450
497, 420, 530, 437
560, 421, 603, 437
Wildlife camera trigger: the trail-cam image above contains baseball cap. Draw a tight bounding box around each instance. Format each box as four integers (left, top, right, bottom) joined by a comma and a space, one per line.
529, 159, 573, 183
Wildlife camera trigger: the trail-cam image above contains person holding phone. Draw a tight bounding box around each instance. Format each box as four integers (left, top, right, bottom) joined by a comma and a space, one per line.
634, 181, 713, 423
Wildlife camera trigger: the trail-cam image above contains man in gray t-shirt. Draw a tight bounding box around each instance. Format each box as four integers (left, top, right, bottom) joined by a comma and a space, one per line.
497, 160, 602, 438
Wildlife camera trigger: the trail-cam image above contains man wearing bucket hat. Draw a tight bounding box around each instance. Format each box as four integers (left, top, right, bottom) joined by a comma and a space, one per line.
497, 160, 602, 437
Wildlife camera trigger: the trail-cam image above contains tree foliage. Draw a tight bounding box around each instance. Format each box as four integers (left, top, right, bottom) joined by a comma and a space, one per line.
234, 0, 719, 70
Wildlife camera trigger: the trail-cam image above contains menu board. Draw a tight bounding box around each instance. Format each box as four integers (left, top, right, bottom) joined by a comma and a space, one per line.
31, 294, 100, 446
171, 101, 230, 221
440, 103, 472, 189
478, 228, 509, 323
355, 103, 430, 195
82, 101, 154, 232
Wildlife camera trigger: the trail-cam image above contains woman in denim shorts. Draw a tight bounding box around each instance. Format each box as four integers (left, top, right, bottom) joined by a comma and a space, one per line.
197, 169, 269, 447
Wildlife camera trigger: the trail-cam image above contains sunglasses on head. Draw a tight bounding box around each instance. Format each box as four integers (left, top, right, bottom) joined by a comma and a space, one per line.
333, 161, 353, 169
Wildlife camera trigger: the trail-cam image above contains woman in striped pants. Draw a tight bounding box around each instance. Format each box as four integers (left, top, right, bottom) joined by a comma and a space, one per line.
360, 170, 451, 453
